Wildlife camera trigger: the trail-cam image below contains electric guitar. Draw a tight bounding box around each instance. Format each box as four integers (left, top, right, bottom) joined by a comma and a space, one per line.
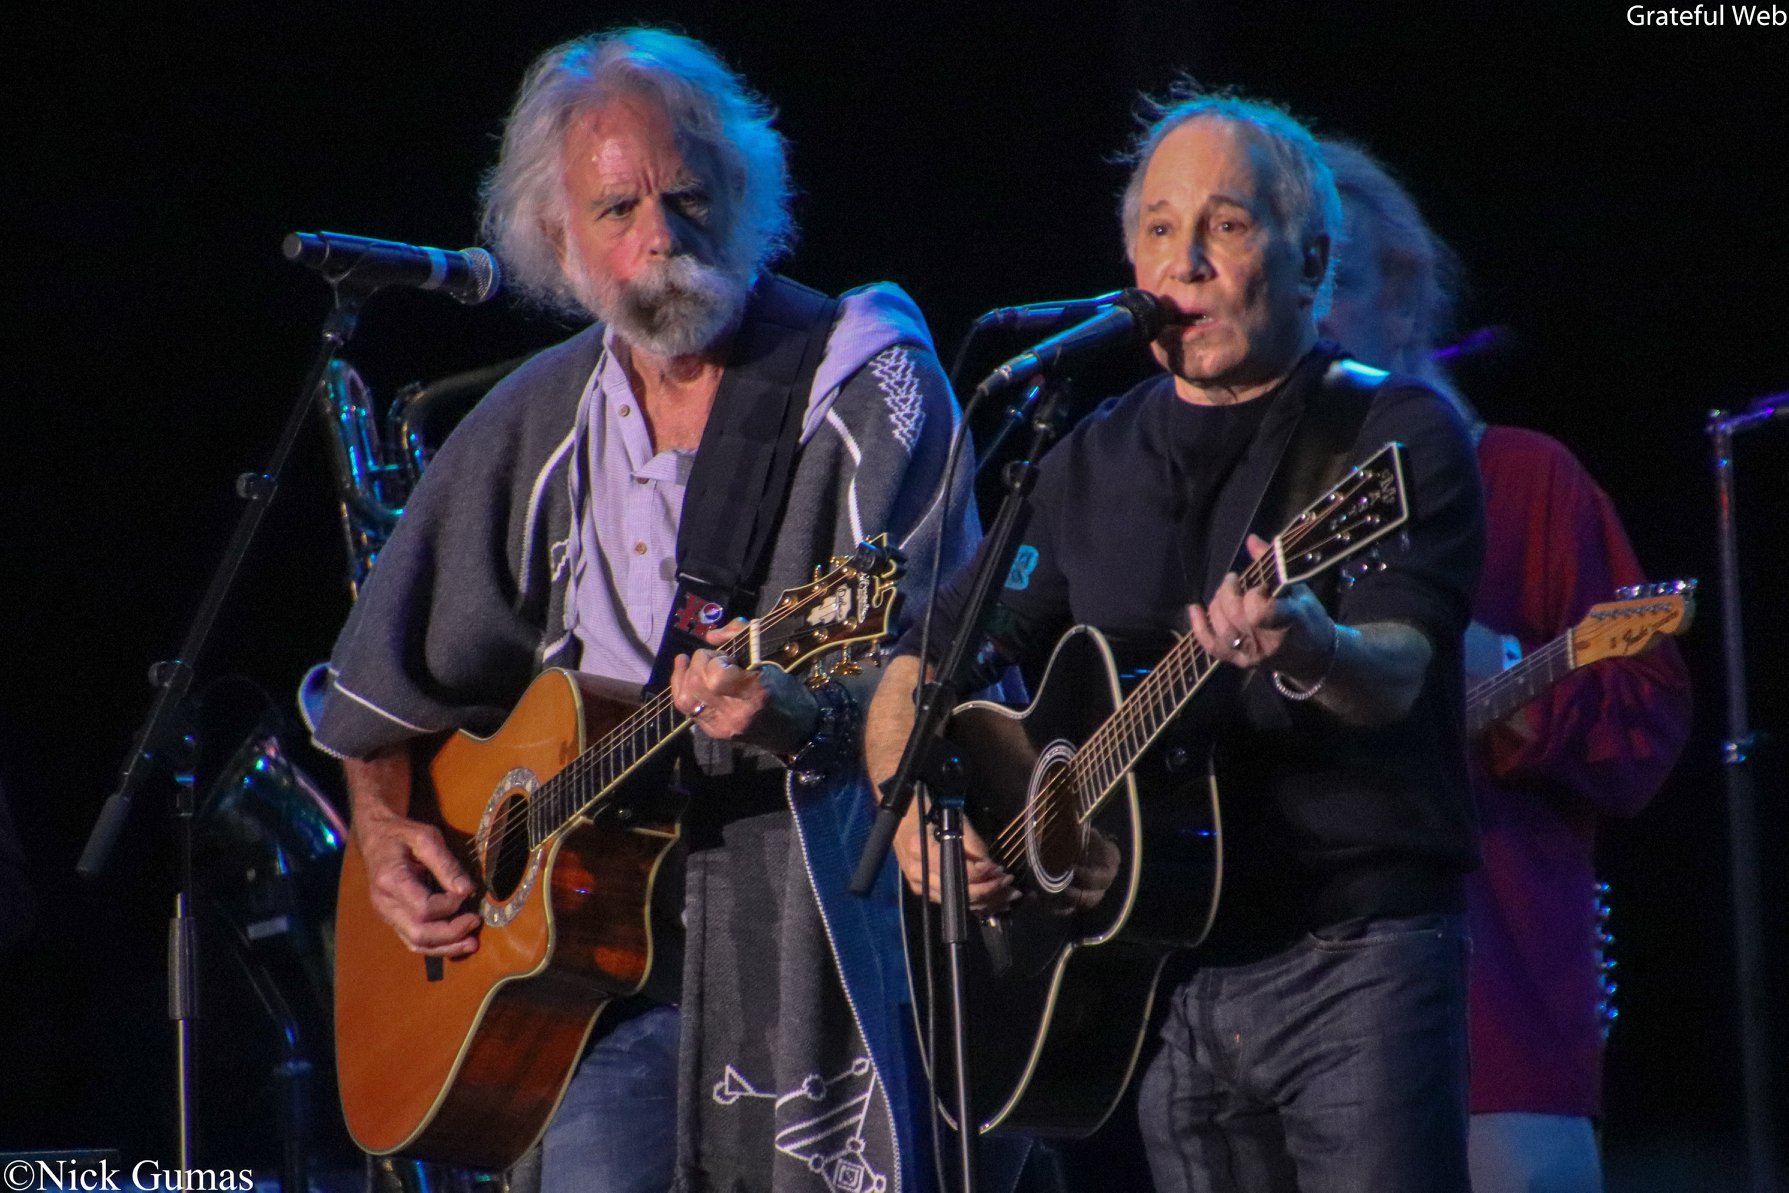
335, 538, 902, 1169
903, 444, 1411, 1137
1465, 580, 1695, 736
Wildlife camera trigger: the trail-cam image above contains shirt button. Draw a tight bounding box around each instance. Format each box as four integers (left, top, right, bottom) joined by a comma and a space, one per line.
636, 477, 650, 485
619, 405, 632, 417
633, 541, 648, 555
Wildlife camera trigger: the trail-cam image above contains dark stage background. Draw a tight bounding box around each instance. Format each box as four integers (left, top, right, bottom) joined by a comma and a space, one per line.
4, 3, 1785, 1188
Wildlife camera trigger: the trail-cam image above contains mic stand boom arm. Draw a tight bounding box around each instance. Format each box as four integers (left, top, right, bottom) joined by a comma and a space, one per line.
851, 374, 1078, 1193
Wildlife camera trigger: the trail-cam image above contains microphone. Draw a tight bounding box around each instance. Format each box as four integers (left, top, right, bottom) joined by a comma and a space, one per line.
976, 288, 1166, 396
1431, 324, 1517, 366
282, 231, 502, 304
973, 290, 1128, 333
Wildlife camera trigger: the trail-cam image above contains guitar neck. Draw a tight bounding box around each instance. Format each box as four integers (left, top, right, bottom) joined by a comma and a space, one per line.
1465, 632, 1575, 737
1069, 561, 1268, 817
527, 691, 695, 847
516, 538, 904, 847
1065, 444, 1411, 821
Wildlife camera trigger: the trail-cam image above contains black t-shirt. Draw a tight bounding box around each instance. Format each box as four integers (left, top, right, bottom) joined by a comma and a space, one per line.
898, 346, 1486, 943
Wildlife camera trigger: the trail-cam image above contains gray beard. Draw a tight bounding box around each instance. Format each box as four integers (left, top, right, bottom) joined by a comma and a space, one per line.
577, 255, 751, 359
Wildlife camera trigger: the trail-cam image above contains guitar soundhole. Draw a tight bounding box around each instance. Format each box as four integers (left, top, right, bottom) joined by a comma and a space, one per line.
483, 793, 533, 901
1027, 747, 1088, 894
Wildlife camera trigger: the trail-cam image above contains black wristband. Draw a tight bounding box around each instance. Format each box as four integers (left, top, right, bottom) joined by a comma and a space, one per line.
784, 679, 860, 787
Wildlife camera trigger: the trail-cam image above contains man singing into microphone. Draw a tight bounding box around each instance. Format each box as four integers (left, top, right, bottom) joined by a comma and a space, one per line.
310, 27, 977, 1193
866, 92, 1486, 1190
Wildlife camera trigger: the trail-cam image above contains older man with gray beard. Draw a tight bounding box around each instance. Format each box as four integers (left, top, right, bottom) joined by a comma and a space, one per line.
311, 27, 977, 1193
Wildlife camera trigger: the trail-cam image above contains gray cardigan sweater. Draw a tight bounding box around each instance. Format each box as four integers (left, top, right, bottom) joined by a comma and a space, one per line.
314, 283, 983, 1192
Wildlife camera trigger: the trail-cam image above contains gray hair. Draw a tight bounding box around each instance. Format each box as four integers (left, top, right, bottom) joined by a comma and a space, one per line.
1321, 139, 1480, 431
479, 27, 795, 315
1320, 140, 1462, 375
1118, 89, 1342, 316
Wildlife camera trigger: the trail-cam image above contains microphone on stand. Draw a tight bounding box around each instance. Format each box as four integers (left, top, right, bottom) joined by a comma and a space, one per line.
282, 231, 502, 304
976, 288, 1167, 397
973, 290, 1129, 333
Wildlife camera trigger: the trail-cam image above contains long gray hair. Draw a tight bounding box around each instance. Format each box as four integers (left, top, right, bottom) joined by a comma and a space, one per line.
1118, 89, 1341, 317
1320, 140, 1462, 379
480, 27, 795, 315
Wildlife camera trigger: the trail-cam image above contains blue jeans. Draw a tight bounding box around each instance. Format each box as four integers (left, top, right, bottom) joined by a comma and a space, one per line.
1137, 914, 1470, 1193
540, 1001, 680, 1193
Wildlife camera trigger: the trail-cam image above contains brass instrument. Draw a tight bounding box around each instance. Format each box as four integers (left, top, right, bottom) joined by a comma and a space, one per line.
314, 356, 526, 594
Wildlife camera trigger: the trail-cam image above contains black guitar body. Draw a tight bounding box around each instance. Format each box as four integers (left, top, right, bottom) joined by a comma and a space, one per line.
901, 625, 1221, 1137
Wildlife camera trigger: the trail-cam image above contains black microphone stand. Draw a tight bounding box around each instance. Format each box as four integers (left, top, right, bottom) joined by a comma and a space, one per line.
851, 373, 1079, 1193
77, 283, 369, 1170
1706, 394, 1783, 1193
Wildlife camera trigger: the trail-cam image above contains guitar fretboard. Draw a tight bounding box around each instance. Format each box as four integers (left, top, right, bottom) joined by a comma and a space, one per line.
1465, 636, 1574, 737
1063, 564, 1258, 823
526, 695, 692, 847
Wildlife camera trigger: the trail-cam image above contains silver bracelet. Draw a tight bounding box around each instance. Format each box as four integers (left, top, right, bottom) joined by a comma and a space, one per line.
1273, 619, 1340, 702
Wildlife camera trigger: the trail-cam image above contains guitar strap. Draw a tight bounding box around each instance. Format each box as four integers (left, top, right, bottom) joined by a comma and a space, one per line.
646, 275, 841, 692
1201, 356, 1388, 605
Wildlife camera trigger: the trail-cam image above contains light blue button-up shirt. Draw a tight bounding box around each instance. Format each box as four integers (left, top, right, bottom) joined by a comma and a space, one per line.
565, 331, 692, 686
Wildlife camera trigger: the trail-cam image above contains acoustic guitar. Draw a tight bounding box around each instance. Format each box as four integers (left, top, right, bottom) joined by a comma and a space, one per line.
903, 444, 1411, 1137
335, 538, 902, 1168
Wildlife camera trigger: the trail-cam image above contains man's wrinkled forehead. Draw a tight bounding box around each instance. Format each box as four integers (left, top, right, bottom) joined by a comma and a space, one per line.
567, 87, 724, 189
1142, 116, 1277, 211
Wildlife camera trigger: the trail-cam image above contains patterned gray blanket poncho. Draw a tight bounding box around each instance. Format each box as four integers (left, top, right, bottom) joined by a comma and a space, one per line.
313, 283, 981, 1193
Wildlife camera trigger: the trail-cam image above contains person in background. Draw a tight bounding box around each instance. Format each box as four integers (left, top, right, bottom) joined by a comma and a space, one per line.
1319, 138, 1693, 1193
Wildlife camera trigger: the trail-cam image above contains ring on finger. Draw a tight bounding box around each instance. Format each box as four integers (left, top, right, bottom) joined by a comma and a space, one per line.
1229, 634, 1247, 652
690, 702, 708, 719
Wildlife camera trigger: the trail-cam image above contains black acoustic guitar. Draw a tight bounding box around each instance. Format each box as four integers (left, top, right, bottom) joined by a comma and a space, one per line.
903, 443, 1412, 1137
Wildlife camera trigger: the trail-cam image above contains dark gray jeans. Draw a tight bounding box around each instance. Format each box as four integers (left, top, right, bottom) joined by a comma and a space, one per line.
1137, 914, 1470, 1193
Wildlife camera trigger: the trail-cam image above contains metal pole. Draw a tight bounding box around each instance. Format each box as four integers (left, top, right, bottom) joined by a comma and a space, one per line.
1707, 406, 1779, 1193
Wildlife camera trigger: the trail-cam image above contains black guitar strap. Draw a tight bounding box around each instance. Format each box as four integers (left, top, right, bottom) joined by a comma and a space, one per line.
1202, 356, 1388, 605
646, 274, 841, 691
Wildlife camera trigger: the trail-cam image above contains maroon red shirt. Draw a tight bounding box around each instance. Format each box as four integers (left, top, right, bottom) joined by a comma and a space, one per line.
1466, 425, 1692, 1115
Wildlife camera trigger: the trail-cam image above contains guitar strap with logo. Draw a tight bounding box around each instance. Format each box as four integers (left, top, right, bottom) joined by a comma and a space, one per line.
646, 274, 841, 692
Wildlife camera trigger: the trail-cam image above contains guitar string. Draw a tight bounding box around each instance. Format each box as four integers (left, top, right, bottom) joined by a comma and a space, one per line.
1463, 605, 1669, 715
984, 549, 1270, 876
496, 563, 888, 860
1464, 633, 1574, 724
540, 563, 894, 828
459, 601, 783, 874
468, 564, 881, 873
993, 484, 1373, 873
1008, 505, 1671, 869
983, 481, 1371, 876
465, 559, 887, 875
988, 461, 1406, 874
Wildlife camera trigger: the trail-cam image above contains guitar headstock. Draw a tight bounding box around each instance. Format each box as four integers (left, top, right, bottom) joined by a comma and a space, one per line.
1571, 579, 1696, 666
1272, 442, 1412, 589
738, 534, 906, 673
